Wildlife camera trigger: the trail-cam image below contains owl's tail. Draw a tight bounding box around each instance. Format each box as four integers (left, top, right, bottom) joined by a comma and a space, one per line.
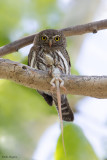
54, 95, 74, 121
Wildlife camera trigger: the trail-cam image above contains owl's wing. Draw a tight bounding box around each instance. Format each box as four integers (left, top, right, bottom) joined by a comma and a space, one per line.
37, 91, 53, 106
64, 49, 71, 67
28, 46, 53, 106
59, 48, 71, 74
28, 46, 37, 67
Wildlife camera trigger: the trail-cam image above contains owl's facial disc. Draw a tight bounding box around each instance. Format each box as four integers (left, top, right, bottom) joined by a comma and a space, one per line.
38, 29, 66, 48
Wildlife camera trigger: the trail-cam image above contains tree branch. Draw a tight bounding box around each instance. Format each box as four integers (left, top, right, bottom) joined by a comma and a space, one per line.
0, 58, 107, 99
0, 19, 107, 57
61, 19, 107, 37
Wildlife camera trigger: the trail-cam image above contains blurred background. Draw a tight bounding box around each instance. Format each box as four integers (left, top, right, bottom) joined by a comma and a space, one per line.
0, 0, 107, 160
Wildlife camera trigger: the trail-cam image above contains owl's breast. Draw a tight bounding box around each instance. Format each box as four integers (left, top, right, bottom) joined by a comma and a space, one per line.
36, 48, 70, 74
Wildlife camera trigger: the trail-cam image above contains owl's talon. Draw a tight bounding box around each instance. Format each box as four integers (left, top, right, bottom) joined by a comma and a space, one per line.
58, 65, 64, 72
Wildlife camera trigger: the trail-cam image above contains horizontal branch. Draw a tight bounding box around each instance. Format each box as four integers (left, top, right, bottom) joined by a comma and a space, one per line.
0, 19, 107, 56
0, 58, 107, 99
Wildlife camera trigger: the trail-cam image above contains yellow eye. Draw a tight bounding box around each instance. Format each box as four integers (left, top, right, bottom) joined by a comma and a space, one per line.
41, 36, 47, 41
54, 36, 60, 41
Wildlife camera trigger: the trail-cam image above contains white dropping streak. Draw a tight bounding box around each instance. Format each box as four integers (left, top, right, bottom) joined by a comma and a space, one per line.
56, 50, 69, 74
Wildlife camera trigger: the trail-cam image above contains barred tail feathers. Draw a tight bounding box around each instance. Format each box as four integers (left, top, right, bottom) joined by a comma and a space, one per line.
54, 95, 74, 122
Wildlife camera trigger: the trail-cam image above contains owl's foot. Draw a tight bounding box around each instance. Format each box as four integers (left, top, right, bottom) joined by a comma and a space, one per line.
54, 59, 64, 72
58, 65, 64, 72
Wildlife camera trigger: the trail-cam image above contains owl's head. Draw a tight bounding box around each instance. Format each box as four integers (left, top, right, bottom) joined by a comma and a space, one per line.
34, 29, 66, 48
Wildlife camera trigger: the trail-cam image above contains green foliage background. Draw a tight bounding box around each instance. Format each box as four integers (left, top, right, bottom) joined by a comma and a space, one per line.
0, 0, 99, 160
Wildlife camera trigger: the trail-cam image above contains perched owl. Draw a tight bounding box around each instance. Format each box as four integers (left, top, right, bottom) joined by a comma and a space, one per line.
28, 29, 74, 121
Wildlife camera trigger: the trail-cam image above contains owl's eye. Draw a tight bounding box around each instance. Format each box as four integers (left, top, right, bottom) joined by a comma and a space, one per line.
41, 36, 47, 41
54, 36, 60, 41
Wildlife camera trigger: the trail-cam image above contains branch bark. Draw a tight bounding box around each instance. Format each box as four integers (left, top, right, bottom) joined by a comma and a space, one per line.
0, 19, 107, 57
0, 58, 107, 99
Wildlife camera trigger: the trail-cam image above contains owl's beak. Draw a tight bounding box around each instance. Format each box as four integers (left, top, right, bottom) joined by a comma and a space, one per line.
49, 39, 52, 47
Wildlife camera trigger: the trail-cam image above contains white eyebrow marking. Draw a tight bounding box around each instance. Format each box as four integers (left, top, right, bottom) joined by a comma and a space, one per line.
53, 35, 60, 38
42, 34, 49, 39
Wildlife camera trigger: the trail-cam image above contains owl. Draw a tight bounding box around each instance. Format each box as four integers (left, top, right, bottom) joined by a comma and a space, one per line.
28, 29, 74, 121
